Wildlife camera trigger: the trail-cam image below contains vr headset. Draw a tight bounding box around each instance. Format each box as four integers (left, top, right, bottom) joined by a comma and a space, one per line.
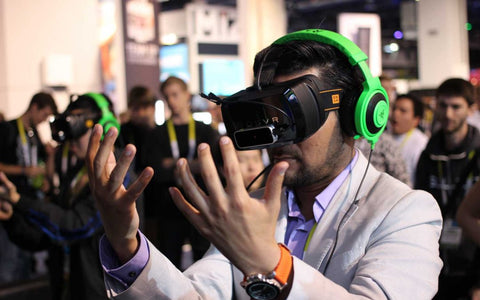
207, 74, 342, 150
50, 112, 97, 143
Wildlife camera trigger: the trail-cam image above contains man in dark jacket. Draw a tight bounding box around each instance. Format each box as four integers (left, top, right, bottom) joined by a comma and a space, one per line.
415, 78, 480, 300
0, 93, 121, 300
141, 76, 221, 269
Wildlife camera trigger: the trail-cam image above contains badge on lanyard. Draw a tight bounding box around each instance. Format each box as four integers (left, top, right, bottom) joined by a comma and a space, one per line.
440, 218, 462, 248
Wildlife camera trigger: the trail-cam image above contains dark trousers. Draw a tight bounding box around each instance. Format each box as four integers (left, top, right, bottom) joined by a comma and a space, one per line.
144, 216, 210, 270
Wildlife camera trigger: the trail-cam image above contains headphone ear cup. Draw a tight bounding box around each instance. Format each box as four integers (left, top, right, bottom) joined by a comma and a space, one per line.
354, 88, 389, 144
339, 90, 359, 137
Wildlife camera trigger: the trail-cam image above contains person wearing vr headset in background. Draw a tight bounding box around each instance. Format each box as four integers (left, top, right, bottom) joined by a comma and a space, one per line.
0, 93, 123, 300
139, 76, 221, 270
0, 92, 57, 284
87, 29, 442, 300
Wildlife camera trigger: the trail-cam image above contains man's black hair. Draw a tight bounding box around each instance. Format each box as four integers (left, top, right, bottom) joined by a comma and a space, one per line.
128, 85, 156, 108
396, 93, 425, 119
28, 92, 58, 114
436, 78, 475, 106
66, 94, 114, 121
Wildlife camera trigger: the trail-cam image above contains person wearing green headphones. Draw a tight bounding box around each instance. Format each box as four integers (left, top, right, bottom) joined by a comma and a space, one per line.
88, 30, 442, 300
0, 93, 121, 300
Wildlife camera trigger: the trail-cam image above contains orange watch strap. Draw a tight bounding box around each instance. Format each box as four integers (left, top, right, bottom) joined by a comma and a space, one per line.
274, 243, 293, 285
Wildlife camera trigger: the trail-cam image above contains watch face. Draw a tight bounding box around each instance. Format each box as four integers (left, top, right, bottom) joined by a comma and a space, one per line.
246, 282, 280, 300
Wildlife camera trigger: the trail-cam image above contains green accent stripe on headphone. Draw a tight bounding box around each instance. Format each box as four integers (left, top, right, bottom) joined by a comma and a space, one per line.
85, 93, 111, 119
84, 92, 120, 139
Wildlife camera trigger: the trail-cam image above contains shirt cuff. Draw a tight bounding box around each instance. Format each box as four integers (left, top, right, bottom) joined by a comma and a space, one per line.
99, 230, 150, 287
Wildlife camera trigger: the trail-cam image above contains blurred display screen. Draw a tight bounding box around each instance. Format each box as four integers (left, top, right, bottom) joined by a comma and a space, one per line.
200, 59, 245, 97
160, 43, 190, 83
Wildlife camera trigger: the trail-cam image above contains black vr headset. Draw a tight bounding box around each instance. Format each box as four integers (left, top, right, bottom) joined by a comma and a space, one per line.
50, 112, 96, 143
215, 75, 342, 150
50, 93, 120, 143
202, 29, 388, 150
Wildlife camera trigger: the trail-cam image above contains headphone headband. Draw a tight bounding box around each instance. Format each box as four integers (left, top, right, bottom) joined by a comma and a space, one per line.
84, 93, 120, 138
272, 29, 388, 147
274, 29, 368, 66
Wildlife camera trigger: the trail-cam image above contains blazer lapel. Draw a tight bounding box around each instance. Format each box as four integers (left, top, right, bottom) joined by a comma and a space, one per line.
302, 152, 371, 273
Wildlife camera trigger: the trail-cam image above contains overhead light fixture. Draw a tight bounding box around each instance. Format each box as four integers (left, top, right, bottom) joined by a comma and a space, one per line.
383, 42, 399, 54
161, 33, 179, 45
393, 30, 404, 39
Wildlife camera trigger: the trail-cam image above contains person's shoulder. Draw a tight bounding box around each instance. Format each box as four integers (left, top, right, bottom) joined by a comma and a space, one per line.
368, 171, 436, 209
0, 120, 17, 138
411, 128, 429, 144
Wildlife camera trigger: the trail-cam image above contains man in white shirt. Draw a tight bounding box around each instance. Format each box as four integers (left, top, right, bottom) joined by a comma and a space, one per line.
390, 93, 429, 185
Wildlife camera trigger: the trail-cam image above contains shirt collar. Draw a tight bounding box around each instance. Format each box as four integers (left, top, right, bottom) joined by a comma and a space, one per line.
287, 150, 358, 222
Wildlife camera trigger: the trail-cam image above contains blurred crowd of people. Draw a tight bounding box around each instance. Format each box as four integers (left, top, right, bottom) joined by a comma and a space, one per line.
0, 73, 480, 300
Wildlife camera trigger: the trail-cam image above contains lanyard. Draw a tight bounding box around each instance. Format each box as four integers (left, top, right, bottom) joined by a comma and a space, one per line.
16, 118, 37, 166
69, 166, 88, 202
166, 116, 196, 160
303, 222, 318, 255
436, 150, 476, 207
61, 142, 70, 175
398, 129, 414, 149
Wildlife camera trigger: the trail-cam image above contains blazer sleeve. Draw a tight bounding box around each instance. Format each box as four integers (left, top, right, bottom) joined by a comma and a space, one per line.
104, 242, 235, 299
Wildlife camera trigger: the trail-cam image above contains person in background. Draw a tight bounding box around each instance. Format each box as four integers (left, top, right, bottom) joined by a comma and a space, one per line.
237, 149, 267, 192
467, 85, 480, 131
380, 74, 397, 110
355, 132, 411, 186
390, 93, 429, 185
119, 85, 157, 173
0, 91, 57, 284
0, 93, 121, 300
140, 76, 221, 269
0, 92, 58, 198
88, 29, 441, 299
415, 78, 480, 300
457, 178, 480, 300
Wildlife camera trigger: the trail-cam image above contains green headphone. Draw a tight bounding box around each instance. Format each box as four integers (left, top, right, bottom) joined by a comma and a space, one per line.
85, 93, 120, 139
273, 29, 389, 147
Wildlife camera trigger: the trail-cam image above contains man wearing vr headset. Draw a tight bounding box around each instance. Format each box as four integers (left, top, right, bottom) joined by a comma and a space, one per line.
0, 94, 118, 300
87, 29, 442, 299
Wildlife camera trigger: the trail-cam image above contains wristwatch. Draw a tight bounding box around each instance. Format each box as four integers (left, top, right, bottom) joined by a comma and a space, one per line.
241, 244, 292, 300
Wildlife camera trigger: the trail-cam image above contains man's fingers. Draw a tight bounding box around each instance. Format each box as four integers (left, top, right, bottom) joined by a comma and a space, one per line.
197, 143, 225, 203
93, 126, 118, 181
108, 145, 136, 193
218, 137, 246, 197
176, 159, 210, 213
263, 162, 289, 209
0, 172, 14, 191
123, 167, 154, 204
169, 187, 205, 232
86, 124, 103, 183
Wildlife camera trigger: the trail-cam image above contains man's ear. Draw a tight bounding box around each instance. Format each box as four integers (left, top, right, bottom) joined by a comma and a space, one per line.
29, 103, 38, 112
413, 116, 421, 128
468, 102, 478, 117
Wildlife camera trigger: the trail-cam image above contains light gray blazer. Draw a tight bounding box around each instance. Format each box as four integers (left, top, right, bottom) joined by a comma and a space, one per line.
105, 151, 443, 300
